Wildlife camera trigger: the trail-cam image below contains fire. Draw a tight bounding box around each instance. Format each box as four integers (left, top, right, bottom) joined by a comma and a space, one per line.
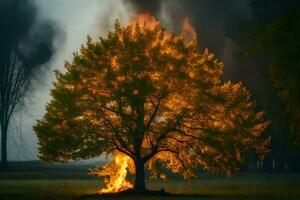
129, 12, 159, 31
90, 152, 134, 194
128, 13, 196, 41
182, 18, 197, 42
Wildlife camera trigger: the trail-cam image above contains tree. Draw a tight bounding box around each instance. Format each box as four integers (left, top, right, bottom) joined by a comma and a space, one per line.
0, 0, 58, 170
244, 3, 300, 150
34, 19, 270, 193
0, 53, 29, 169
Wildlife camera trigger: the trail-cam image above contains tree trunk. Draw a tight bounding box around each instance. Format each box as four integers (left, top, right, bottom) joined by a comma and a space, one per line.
1, 123, 8, 170
134, 159, 146, 193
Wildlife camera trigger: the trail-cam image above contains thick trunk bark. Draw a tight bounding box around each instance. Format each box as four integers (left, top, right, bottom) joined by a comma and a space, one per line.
1, 124, 8, 170
134, 160, 146, 193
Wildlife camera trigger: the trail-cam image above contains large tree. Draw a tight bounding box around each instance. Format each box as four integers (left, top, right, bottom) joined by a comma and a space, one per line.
34, 19, 270, 193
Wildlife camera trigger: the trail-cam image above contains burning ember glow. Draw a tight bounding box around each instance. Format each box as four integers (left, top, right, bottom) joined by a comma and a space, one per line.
90, 152, 134, 193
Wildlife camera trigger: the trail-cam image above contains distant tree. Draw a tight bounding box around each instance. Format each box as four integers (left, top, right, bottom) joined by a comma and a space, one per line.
34, 21, 270, 193
0, 0, 59, 170
244, 5, 300, 150
0, 53, 29, 169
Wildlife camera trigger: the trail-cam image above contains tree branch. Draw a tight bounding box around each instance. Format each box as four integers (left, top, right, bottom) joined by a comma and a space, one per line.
103, 116, 134, 156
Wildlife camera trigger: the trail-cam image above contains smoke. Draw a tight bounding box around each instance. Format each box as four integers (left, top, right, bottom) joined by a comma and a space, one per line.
0, 0, 62, 76
124, 0, 161, 16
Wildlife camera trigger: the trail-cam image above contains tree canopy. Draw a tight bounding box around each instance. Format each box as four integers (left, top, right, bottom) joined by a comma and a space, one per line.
34, 18, 270, 191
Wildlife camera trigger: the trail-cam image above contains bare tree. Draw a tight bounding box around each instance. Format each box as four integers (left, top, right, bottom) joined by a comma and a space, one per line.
0, 52, 29, 169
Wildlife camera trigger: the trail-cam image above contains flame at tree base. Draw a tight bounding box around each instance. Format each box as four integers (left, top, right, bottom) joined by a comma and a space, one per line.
90, 152, 135, 194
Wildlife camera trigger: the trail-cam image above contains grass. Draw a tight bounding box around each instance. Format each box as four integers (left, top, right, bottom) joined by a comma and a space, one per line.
0, 166, 300, 200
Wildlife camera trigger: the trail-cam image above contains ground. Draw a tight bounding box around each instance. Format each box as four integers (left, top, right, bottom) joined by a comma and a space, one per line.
0, 162, 300, 200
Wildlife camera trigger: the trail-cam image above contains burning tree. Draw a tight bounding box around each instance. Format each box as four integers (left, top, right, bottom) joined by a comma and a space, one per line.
34, 14, 270, 194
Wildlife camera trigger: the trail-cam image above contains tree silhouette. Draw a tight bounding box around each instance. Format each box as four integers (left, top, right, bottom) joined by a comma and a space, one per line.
34, 20, 270, 193
0, 0, 59, 170
0, 53, 29, 169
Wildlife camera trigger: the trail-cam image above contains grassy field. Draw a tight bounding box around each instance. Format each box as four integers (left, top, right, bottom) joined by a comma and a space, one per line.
0, 164, 300, 200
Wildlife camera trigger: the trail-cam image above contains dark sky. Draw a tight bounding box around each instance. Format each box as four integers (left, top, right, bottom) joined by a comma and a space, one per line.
1, 0, 293, 161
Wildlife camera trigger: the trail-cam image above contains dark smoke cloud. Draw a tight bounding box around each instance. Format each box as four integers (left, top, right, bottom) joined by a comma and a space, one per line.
124, 0, 161, 16
0, 0, 62, 76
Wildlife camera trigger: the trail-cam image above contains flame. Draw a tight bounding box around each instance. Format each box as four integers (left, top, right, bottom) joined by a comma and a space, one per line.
129, 12, 159, 31
90, 152, 134, 194
128, 13, 196, 42
182, 18, 196, 42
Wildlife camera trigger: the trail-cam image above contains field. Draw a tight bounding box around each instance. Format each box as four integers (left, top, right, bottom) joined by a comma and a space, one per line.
0, 163, 300, 200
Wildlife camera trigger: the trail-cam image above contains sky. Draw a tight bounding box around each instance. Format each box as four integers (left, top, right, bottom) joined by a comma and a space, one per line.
3, 0, 259, 161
